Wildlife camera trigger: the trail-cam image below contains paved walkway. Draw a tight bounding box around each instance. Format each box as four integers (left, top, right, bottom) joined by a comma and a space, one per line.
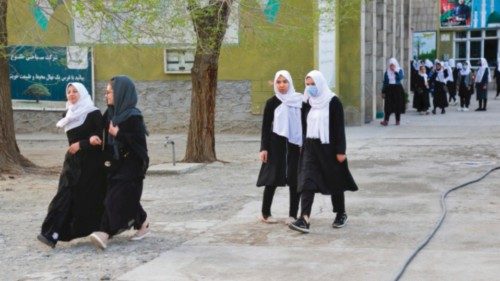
118, 93, 500, 281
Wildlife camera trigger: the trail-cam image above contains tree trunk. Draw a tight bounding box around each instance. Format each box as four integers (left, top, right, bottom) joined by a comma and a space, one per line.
184, 52, 219, 162
0, 0, 33, 174
184, 0, 233, 162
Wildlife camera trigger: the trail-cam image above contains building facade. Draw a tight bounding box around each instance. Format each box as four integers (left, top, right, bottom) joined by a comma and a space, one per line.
8, 0, 443, 133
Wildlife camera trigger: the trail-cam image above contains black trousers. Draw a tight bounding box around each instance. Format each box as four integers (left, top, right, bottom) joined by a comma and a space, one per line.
384, 112, 401, 122
262, 185, 300, 219
299, 190, 345, 218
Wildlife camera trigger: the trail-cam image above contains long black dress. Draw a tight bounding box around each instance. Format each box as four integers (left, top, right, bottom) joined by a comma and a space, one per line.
298, 97, 358, 195
412, 75, 430, 112
256, 96, 300, 188
431, 70, 449, 109
40, 110, 106, 243
100, 112, 149, 237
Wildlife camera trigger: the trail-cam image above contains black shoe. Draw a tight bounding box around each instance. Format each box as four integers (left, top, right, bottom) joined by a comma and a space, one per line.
289, 217, 310, 233
432, 109, 436, 115
441, 109, 445, 114
37, 233, 56, 248
333, 213, 348, 228
475, 108, 482, 111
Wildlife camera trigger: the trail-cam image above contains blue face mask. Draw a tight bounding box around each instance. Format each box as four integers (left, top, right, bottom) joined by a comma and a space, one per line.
307, 85, 319, 97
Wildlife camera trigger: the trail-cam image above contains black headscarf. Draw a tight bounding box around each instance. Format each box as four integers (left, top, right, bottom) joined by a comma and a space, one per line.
107, 76, 148, 160
108, 75, 143, 125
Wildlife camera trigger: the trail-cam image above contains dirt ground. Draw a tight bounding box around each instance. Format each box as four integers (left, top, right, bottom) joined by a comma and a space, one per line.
2, 96, 500, 280
0, 134, 263, 280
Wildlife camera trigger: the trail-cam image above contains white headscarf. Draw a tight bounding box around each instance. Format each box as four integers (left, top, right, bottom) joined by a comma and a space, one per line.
475, 58, 491, 83
460, 61, 471, 76
418, 67, 428, 88
304, 70, 336, 144
449, 59, 456, 68
56, 82, 99, 132
272, 70, 303, 146
456, 63, 463, 70
434, 60, 447, 83
425, 59, 434, 68
386, 58, 402, 84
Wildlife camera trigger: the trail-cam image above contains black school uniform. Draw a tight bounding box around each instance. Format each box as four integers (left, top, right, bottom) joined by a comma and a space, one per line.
99, 111, 149, 236
256, 96, 301, 218
256, 96, 300, 188
40, 110, 107, 243
412, 75, 430, 112
298, 96, 358, 216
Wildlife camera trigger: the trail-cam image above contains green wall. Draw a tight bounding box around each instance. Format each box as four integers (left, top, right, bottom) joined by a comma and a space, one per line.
336, 1, 361, 124
8, 0, 315, 115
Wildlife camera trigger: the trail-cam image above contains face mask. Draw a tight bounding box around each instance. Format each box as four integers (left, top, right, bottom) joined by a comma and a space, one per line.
307, 85, 319, 97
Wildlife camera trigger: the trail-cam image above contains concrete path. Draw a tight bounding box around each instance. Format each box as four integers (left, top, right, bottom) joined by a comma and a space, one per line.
117, 93, 500, 281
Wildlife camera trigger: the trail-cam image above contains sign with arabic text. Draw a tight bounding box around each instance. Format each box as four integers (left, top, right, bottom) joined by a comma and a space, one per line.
9, 46, 93, 109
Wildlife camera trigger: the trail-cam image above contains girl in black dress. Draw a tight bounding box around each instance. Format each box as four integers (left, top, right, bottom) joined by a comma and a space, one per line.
380, 58, 405, 126
457, 61, 474, 111
37, 82, 106, 248
430, 60, 449, 114
257, 70, 302, 224
475, 58, 490, 111
89, 76, 150, 249
413, 65, 430, 114
289, 70, 358, 234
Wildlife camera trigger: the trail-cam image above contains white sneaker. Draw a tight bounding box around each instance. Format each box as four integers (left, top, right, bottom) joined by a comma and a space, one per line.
463, 107, 469, 112
258, 215, 278, 224
89, 232, 109, 249
131, 221, 150, 241
457, 107, 463, 111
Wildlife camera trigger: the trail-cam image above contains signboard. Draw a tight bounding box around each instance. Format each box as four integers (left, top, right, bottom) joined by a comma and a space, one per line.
9, 46, 93, 110
471, 0, 500, 28
412, 31, 437, 60
440, 0, 472, 28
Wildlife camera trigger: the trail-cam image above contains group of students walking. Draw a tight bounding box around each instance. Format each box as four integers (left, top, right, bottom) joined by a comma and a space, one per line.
380, 56, 497, 127
410, 57, 495, 115
257, 70, 358, 233
37, 76, 150, 250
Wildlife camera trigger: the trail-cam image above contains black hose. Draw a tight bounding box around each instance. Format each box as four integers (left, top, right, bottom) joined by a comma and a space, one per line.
393, 166, 500, 281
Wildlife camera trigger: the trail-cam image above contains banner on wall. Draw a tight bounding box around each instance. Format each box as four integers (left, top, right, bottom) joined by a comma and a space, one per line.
471, 0, 500, 28
412, 31, 437, 60
441, 0, 472, 27
9, 46, 93, 110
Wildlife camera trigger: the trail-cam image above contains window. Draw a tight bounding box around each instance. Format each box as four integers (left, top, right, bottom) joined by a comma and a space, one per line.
470, 30, 482, 38
486, 30, 497, 37
164, 49, 195, 74
455, 31, 467, 39
453, 30, 500, 66
455, 42, 466, 59
470, 41, 482, 58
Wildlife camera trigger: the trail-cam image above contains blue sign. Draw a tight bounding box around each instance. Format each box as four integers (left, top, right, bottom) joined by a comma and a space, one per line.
9, 46, 93, 103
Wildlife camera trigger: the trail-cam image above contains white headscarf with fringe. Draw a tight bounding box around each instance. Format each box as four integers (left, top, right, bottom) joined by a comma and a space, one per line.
56, 82, 98, 132
273, 70, 303, 146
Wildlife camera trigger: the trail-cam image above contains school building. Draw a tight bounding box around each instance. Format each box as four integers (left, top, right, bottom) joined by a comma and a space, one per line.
8, 0, 430, 133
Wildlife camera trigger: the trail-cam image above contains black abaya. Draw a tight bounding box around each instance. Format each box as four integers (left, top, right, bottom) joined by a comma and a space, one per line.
100, 113, 149, 236
40, 110, 106, 242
